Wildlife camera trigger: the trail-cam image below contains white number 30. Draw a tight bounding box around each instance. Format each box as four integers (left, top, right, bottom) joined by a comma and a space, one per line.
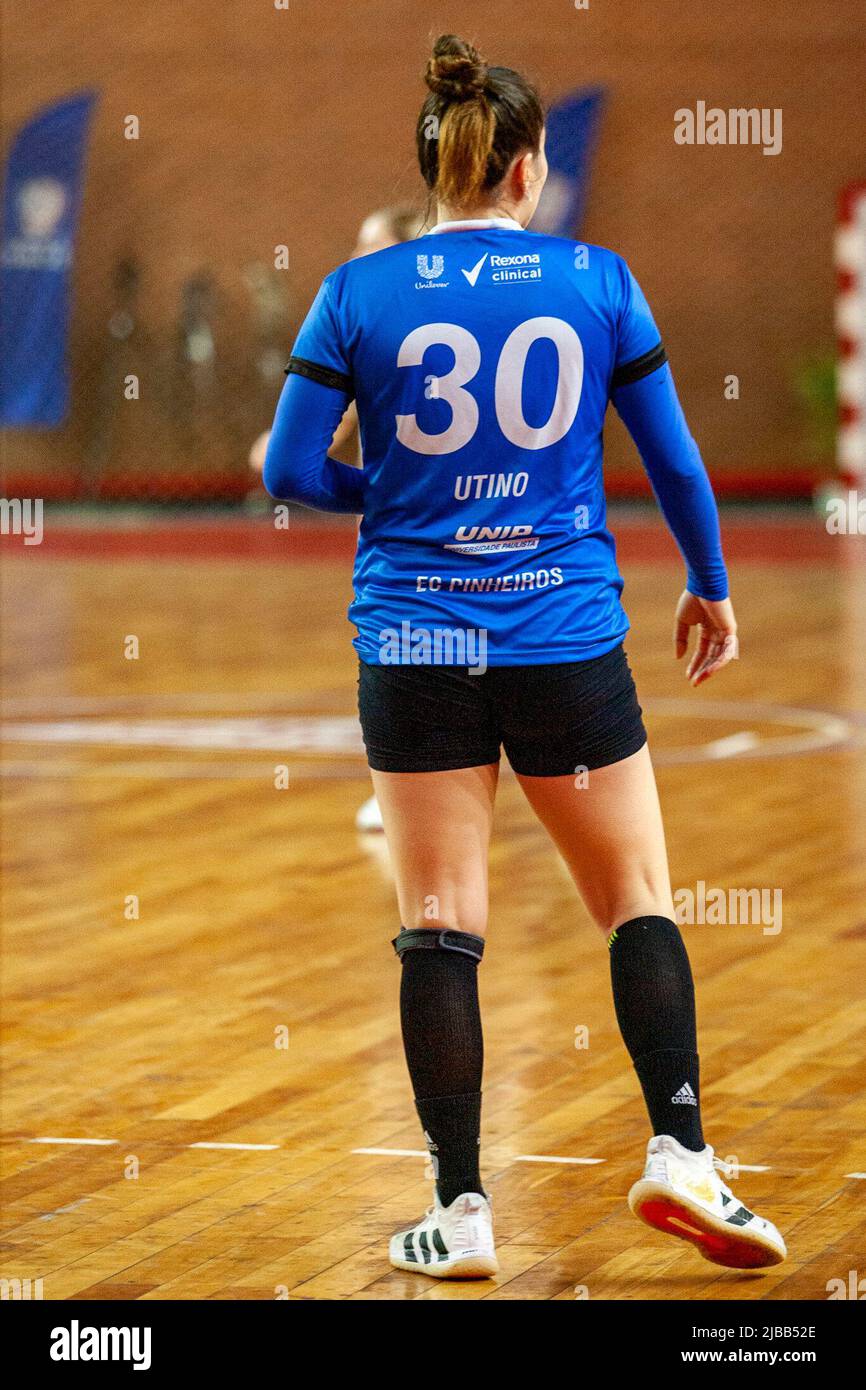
395, 316, 584, 455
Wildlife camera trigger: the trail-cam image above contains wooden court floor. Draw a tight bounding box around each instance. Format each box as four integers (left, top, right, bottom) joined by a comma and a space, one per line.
1, 518, 865, 1301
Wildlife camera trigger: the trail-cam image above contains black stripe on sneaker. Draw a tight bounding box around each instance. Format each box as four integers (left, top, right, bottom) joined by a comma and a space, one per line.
432, 1227, 448, 1259
419, 1231, 432, 1264
403, 1232, 418, 1262
610, 342, 667, 390
285, 355, 354, 395
726, 1205, 756, 1227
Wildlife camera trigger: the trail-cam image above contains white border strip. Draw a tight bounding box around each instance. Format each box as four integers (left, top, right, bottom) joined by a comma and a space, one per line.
1, 1137, 810, 1174
512, 1154, 605, 1166
352, 1147, 427, 1158
28, 1137, 118, 1146
188, 1141, 280, 1152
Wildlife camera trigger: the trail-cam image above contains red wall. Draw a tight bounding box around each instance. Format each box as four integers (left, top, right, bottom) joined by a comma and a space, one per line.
2, 0, 863, 489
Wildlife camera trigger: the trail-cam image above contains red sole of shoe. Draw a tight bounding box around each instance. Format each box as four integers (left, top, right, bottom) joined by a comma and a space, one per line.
637, 1196, 783, 1269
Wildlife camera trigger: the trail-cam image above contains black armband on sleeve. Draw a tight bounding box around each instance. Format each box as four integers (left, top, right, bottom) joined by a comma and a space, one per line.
610, 341, 667, 391
284, 355, 354, 397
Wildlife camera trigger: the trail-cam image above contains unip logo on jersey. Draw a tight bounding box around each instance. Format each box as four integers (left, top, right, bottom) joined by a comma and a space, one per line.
444, 523, 540, 555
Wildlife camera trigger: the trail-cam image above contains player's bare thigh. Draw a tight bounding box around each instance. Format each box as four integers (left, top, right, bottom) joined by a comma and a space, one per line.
516, 743, 675, 937
370, 764, 499, 937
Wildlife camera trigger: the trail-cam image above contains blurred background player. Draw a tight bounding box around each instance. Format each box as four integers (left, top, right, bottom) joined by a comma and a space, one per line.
249, 203, 423, 833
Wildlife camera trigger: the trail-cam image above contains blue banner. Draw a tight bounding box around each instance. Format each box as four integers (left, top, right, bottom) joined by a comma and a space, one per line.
0, 91, 97, 427
533, 86, 605, 238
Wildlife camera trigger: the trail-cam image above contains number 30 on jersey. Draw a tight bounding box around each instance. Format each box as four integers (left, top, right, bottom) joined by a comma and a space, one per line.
395, 315, 584, 455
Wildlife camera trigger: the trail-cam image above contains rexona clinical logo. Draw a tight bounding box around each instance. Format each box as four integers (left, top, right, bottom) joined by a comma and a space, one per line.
415, 253, 448, 289
489, 252, 541, 283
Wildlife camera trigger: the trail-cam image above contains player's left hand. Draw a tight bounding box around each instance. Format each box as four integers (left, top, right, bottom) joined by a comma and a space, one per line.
674, 590, 739, 687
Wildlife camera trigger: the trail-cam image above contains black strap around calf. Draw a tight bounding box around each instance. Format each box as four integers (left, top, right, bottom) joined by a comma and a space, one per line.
392, 927, 485, 963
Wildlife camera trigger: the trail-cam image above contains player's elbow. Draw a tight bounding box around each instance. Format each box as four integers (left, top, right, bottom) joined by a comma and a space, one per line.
262, 443, 294, 500
261, 461, 282, 500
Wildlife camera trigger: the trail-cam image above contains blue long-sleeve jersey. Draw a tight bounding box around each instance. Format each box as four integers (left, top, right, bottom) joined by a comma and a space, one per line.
264, 217, 728, 665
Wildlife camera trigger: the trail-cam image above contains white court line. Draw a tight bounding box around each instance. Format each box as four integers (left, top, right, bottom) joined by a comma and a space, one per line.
649, 697, 854, 764
28, 1137, 118, 1146
1, 699, 858, 775
352, 1147, 604, 1166
513, 1155, 605, 1166
351, 1149, 773, 1172
0, 760, 364, 781
844, 1172, 866, 1179
701, 731, 760, 758
0, 716, 364, 755
188, 1141, 280, 1151
40, 1198, 91, 1220
0, 1137, 795, 1175
1, 692, 350, 716
353, 1147, 427, 1158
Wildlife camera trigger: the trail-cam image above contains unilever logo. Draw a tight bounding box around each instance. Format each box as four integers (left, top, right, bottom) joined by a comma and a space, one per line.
416, 253, 444, 280
3, 176, 72, 271
415, 252, 447, 288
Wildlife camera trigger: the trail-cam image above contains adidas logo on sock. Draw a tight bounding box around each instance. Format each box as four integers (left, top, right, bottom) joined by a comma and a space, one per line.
671, 1082, 698, 1106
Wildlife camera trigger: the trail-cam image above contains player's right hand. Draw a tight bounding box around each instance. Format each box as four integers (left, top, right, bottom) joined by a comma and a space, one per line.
674, 591, 739, 687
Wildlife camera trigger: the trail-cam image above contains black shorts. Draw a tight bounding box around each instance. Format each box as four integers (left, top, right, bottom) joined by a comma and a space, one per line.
357, 642, 647, 776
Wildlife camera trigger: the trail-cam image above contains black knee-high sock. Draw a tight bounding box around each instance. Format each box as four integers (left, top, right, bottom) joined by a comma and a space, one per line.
394, 928, 484, 1206
608, 915, 704, 1151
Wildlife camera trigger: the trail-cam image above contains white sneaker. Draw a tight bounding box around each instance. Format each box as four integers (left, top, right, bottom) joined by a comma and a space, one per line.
389, 1192, 498, 1279
629, 1135, 787, 1269
355, 794, 384, 832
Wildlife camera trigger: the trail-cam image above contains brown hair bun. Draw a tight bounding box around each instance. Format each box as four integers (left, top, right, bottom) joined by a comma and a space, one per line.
425, 34, 488, 103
